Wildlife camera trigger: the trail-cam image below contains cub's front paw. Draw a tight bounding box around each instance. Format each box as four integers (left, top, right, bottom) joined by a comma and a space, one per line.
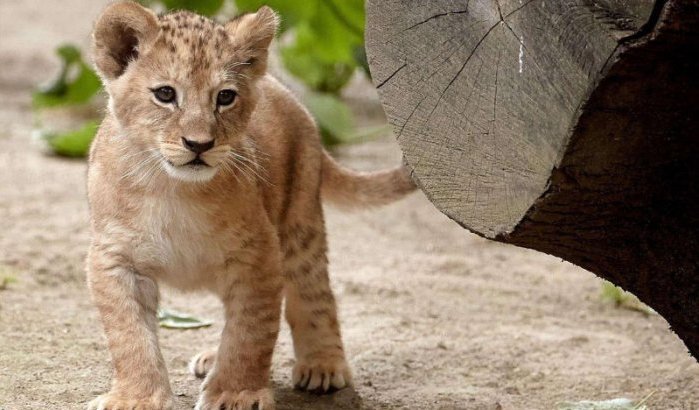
87, 391, 173, 410
195, 387, 274, 410
292, 352, 352, 394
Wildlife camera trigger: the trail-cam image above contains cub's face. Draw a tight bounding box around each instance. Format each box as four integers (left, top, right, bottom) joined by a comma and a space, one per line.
92, 2, 278, 182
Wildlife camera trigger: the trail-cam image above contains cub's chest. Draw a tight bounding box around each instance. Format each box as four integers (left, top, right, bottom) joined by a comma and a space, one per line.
131, 197, 238, 279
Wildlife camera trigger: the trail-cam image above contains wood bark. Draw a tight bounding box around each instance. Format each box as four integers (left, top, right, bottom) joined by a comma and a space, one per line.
366, 0, 699, 358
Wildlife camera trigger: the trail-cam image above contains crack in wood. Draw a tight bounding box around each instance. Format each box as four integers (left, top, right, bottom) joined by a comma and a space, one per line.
420, 0, 535, 130
503, 0, 538, 20
424, 57, 485, 132
435, 21, 501, 116
376, 63, 407, 89
421, 19, 490, 84
397, 94, 429, 140
495, 0, 504, 20
404, 5, 471, 31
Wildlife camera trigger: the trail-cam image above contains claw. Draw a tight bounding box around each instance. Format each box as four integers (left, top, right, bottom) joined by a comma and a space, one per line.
295, 366, 310, 389
331, 371, 346, 389
307, 369, 323, 391
322, 372, 331, 392
291, 357, 352, 394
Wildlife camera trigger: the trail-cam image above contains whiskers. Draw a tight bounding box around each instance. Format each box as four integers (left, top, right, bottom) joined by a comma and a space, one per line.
221, 146, 272, 186
120, 148, 165, 188
117, 143, 271, 188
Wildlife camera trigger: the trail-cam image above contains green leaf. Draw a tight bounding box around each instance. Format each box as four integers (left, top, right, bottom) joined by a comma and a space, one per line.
281, 38, 356, 93
601, 280, 655, 315
56, 44, 81, 64
157, 308, 213, 329
301, 2, 360, 64
280, 19, 358, 93
303, 92, 355, 146
265, 0, 363, 93
160, 0, 225, 16
353, 45, 371, 79
41, 121, 99, 158
324, 0, 364, 41
557, 398, 647, 410
236, 0, 366, 95
33, 45, 102, 109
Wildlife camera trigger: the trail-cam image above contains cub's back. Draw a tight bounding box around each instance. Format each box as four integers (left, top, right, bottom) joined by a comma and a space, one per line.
249, 75, 326, 226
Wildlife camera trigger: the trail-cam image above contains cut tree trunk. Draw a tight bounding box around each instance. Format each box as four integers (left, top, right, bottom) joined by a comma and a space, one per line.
366, 0, 699, 358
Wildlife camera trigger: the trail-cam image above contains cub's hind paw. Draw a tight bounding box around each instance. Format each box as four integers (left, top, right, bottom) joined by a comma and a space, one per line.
189, 349, 217, 378
292, 353, 352, 394
195, 387, 274, 410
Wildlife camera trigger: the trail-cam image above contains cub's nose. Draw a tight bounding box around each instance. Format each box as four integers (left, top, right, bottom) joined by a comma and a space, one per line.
182, 137, 214, 154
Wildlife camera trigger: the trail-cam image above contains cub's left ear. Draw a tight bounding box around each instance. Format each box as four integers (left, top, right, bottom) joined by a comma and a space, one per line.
92, 1, 159, 81
225, 6, 280, 78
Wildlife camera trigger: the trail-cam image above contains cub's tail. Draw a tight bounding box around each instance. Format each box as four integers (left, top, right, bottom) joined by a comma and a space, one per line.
320, 150, 417, 210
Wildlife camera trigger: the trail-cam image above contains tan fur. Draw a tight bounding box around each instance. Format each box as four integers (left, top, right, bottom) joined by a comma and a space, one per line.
321, 151, 416, 210
86, 2, 415, 410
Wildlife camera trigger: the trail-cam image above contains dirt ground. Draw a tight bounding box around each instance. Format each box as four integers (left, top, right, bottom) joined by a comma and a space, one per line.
0, 1, 697, 409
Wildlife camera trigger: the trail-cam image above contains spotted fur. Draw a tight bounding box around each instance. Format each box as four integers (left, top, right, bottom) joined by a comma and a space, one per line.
86, 2, 415, 410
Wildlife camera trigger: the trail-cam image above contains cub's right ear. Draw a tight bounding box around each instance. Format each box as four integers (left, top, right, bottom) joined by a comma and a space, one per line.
92, 1, 159, 81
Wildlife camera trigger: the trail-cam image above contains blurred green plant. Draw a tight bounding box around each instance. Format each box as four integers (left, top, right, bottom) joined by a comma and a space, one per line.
33, 45, 102, 109
32, 45, 102, 156
236, 0, 371, 145
33, 0, 374, 157
0, 265, 18, 291
38, 121, 100, 158
0, 276, 16, 291
237, 0, 366, 93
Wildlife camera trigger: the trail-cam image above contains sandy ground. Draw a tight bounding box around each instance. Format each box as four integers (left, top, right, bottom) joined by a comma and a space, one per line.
0, 1, 697, 409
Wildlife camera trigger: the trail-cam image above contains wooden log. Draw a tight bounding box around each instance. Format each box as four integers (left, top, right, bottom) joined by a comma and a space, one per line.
366, 0, 699, 358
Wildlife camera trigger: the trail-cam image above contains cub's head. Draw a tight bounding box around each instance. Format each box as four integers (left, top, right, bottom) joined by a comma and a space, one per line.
92, 1, 278, 182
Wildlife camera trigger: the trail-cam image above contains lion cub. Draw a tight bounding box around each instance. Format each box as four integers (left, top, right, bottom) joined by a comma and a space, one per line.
86, 2, 415, 409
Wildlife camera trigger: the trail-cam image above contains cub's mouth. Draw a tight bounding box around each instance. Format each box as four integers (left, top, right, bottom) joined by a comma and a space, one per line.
185, 157, 210, 167
166, 157, 211, 168
163, 156, 218, 183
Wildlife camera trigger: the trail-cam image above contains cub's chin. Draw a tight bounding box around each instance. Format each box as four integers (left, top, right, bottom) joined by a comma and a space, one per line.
163, 160, 218, 183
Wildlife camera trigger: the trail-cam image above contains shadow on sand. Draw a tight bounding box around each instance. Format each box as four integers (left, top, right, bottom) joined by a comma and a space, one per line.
276, 385, 366, 410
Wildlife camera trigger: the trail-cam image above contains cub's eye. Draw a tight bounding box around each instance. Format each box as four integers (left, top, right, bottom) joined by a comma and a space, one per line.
216, 89, 237, 107
152, 86, 176, 104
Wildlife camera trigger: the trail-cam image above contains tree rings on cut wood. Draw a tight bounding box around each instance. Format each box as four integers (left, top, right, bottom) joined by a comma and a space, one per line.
366, 0, 699, 358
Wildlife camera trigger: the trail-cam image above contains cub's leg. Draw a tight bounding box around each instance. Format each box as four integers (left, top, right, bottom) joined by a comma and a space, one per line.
196, 245, 283, 410
281, 221, 352, 393
87, 256, 173, 410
